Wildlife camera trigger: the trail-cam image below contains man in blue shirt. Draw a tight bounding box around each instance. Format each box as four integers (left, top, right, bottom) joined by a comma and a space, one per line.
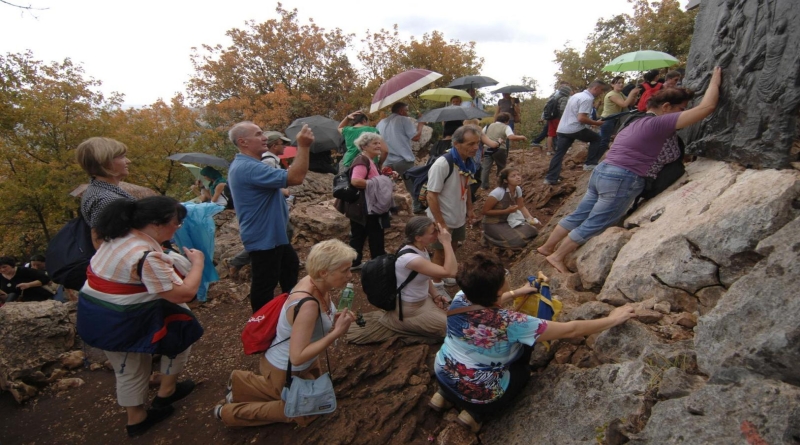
227, 121, 314, 312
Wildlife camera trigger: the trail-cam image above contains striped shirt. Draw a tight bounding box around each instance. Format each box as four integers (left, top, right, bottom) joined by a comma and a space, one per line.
89, 229, 190, 294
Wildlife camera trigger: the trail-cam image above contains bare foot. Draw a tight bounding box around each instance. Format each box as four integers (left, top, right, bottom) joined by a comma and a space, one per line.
545, 255, 570, 274
537, 246, 554, 256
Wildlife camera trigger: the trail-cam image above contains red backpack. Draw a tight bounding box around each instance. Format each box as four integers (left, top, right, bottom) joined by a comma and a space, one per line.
637, 82, 663, 112
241, 292, 316, 355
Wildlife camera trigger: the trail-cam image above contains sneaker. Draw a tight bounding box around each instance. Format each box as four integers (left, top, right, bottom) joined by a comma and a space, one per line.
151, 380, 196, 409
543, 179, 560, 185
583, 164, 596, 171
126, 406, 174, 438
530, 142, 543, 148
432, 281, 451, 300
442, 277, 457, 286
225, 390, 233, 404
457, 410, 482, 433
546, 151, 554, 156
213, 404, 223, 421
428, 392, 452, 412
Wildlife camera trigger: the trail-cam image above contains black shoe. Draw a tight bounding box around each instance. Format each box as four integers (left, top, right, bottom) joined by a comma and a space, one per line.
151, 380, 196, 409
126, 406, 174, 438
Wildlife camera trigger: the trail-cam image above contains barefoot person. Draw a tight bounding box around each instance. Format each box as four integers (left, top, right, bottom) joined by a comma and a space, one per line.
538, 67, 723, 273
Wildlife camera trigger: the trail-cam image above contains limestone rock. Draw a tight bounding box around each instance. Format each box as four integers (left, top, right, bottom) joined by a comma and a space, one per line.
653, 301, 671, 314
674, 312, 698, 328
599, 161, 798, 309
695, 214, 800, 386
631, 372, 800, 444
634, 308, 663, 324
593, 321, 662, 364
54, 378, 85, 391
288, 171, 335, 204
483, 362, 650, 444
436, 423, 478, 445
559, 301, 614, 322
59, 351, 84, 370
575, 227, 632, 290
290, 199, 351, 248
695, 286, 725, 316
657, 367, 706, 400
0, 301, 75, 402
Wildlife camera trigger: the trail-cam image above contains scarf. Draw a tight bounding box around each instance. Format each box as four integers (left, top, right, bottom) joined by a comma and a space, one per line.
449, 147, 477, 182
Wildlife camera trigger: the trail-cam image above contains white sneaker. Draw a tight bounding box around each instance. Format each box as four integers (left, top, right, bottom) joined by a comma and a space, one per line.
443, 277, 457, 286
432, 281, 451, 300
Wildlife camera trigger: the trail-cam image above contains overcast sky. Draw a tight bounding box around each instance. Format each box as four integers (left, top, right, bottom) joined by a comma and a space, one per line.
1, 0, 658, 108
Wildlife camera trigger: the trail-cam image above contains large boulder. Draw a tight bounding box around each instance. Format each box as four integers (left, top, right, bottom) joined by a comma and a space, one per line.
694, 213, 800, 385
599, 160, 799, 308
0, 301, 76, 403
290, 199, 351, 249
288, 171, 335, 204
630, 371, 800, 444
575, 227, 632, 291
483, 361, 650, 444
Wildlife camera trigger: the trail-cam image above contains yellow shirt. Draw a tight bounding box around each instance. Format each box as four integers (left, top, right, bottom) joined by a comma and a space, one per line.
602, 91, 626, 117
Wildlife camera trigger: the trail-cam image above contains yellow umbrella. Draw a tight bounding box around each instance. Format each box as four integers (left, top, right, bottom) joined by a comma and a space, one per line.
420, 88, 472, 103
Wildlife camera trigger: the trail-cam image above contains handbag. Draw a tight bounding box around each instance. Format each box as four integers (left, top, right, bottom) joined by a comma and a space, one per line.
332, 171, 360, 202
281, 301, 337, 417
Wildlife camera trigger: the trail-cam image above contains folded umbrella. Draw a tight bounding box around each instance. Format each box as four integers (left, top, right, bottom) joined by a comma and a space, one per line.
418, 105, 489, 123
420, 88, 472, 103
447, 75, 498, 90
167, 153, 229, 169
370, 69, 442, 113
602, 50, 679, 72
285, 115, 344, 153
491, 85, 536, 94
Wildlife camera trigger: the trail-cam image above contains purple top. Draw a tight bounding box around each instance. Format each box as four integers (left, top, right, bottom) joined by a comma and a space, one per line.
604, 113, 681, 177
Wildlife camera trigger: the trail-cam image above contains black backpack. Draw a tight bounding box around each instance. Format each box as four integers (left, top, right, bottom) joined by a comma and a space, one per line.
542, 94, 563, 120
402, 151, 455, 211
360, 248, 418, 320
46, 214, 96, 290
222, 183, 235, 210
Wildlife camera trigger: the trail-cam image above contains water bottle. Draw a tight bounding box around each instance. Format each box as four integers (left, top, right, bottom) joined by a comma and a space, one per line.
337, 283, 355, 311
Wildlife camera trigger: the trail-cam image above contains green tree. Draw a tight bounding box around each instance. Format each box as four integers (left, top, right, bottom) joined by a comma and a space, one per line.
0, 51, 121, 256
553, 0, 697, 88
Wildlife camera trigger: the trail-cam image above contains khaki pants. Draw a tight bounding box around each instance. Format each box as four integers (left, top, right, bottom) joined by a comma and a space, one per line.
220, 356, 321, 427
104, 347, 192, 407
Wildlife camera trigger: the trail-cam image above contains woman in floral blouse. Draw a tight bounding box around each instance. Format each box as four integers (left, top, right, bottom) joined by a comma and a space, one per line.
431, 252, 636, 432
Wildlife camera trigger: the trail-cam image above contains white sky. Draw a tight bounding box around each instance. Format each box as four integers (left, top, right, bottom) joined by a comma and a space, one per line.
1, 0, 656, 108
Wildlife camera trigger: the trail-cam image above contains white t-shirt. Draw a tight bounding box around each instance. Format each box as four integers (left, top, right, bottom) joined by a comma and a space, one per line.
489, 186, 522, 202
395, 245, 432, 303
557, 90, 595, 134
425, 156, 468, 228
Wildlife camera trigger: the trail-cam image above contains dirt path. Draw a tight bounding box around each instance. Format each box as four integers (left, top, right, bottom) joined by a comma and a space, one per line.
0, 144, 589, 444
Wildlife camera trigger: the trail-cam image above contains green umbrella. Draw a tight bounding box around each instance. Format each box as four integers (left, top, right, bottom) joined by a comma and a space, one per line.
602, 50, 679, 72
420, 88, 472, 103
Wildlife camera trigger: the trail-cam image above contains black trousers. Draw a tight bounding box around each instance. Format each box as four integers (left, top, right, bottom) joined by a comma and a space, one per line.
350, 215, 385, 266
249, 244, 299, 312
546, 128, 600, 182
437, 345, 533, 422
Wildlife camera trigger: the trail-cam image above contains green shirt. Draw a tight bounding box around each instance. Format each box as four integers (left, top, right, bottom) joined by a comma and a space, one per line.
341, 126, 379, 167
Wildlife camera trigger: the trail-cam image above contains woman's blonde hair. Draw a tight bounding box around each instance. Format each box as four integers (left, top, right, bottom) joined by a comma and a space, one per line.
75, 137, 128, 178
306, 239, 357, 279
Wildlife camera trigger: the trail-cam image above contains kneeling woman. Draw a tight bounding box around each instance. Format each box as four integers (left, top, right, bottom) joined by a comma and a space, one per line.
431, 252, 635, 431
482, 167, 538, 249
78, 197, 205, 437
217, 239, 356, 427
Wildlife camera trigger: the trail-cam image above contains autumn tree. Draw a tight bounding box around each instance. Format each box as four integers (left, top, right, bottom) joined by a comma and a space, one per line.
106, 94, 222, 200
553, 0, 697, 89
0, 51, 121, 256
188, 3, 358, 133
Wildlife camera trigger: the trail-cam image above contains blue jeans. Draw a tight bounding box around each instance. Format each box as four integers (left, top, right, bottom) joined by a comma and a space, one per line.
559, 162, 645, 244
587, 118, 617, 165
545, 128, 600, 183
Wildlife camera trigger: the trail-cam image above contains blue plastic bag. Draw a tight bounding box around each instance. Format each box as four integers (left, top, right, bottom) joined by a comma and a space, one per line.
173, 202, 224, 302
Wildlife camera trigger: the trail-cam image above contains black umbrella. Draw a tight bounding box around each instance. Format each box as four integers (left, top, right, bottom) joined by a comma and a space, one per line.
492, 85, 536, 94
447, 75, 499, 90
285, 115, 344, 153
418, 105, 489, 123
167, 153, 229, 168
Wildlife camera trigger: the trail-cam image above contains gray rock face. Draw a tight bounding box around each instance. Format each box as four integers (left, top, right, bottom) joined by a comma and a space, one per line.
483, 362, 650, 444
695, 213, 800, 386
657, 367, 706, 400
0, 301, 76, 403
631, 372, 800, 445
593, 321, 662, 364
682, 0, 800, 169
575, 227, 631, 291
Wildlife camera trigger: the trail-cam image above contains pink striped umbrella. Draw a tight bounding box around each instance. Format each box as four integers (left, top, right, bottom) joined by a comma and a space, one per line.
369, 69, 442, 113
